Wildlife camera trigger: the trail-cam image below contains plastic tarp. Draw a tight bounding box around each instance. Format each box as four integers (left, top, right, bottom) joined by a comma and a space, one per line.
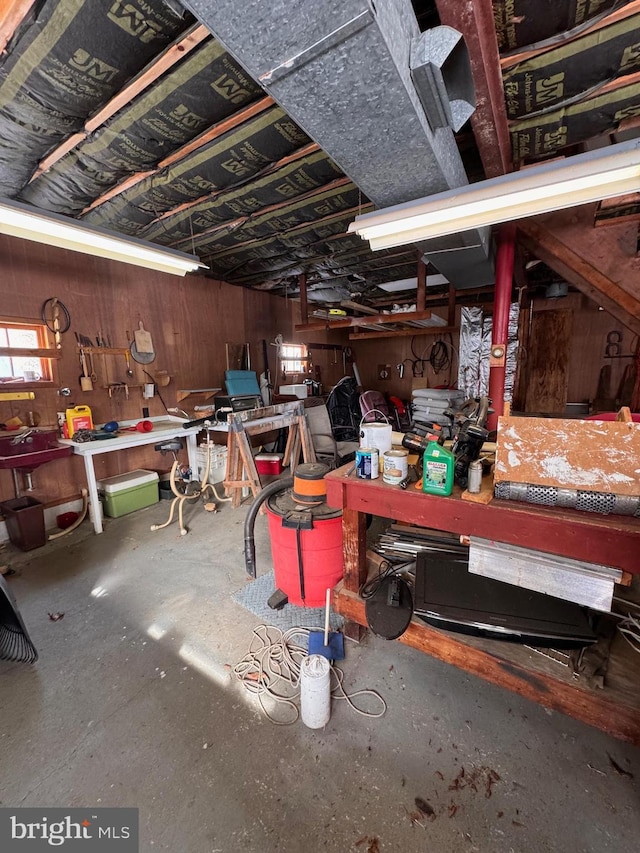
0, 0, 187, 196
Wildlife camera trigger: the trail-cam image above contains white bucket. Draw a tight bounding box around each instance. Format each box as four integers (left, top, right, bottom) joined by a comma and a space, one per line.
359, 413, 392, 472
300, 654, 331, 729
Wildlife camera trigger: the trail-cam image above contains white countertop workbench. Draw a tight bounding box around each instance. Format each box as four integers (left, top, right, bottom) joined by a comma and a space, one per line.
60, 416, 203, 534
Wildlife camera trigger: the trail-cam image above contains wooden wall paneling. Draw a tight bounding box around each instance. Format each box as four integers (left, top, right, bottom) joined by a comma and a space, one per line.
524, 293, 631, 411
350, 310, 458, 399
523, 308, 572, 414
0, 235, 302, 506
565, 297, 632, 406
511, 303, 530, 411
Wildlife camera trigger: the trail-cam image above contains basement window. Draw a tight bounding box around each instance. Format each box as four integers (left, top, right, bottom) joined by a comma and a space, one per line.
0, 320, 54, 384
280, 343, 307, 375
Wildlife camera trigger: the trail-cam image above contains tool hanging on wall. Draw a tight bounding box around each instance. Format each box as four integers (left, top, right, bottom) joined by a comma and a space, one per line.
134, 321, 153, 354
128, 327, 155, 364
41, 297, 70, 349
79, 349, 93, 392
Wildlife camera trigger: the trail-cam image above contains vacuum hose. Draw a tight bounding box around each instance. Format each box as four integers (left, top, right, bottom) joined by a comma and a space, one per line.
244, 477, 293, 578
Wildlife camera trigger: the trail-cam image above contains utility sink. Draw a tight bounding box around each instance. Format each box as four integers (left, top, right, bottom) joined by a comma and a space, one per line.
0, 429, 73, 472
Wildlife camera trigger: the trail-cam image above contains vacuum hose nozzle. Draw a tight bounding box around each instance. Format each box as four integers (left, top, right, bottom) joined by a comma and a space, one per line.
244, 476, 293, 578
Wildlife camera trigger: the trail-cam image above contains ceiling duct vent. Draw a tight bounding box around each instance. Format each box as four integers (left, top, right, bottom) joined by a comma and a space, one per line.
410, 26, 476, 133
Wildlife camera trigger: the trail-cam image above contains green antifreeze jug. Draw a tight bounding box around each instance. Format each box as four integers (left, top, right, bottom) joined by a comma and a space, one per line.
422, 440, 455, 496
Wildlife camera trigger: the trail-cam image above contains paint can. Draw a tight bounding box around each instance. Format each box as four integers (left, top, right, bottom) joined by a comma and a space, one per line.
359, 418, 392, 471
383, 449, 408, 485
300, 654, 331, 729
356, 447, 379, 479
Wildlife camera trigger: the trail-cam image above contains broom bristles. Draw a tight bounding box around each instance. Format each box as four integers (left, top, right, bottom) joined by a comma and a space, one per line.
0, 575, 38, 664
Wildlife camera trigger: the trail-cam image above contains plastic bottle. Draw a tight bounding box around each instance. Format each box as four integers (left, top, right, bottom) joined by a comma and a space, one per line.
422, 440, 455, 496
65, 405, 93, 438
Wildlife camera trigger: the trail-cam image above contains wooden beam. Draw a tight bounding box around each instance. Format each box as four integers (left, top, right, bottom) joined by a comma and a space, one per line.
30, 24, 211, 182
416, 254, 427, 312
447, 282, 456, 326
299, 273, 308, 325
0, 0, 36, 55
339, 300, 379, 315
348, 324, 458, 341
436, 0, 512, 177
518, 212, 640, 338
295, 309, 433, 331
83, 96, 274, 214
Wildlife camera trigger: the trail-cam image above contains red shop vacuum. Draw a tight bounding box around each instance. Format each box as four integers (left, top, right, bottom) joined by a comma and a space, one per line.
244, 463, 344, 608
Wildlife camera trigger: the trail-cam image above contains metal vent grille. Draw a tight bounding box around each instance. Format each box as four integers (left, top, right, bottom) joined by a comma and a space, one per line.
494, 481, 640, 517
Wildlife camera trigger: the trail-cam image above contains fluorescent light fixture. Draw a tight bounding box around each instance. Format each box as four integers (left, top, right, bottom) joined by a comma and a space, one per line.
0, 197, 206, 276
378, 274, 449, 292
349, 140, 640, 251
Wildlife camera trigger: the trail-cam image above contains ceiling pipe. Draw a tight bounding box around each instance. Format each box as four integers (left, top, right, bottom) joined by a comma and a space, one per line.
487, 224, 516, 433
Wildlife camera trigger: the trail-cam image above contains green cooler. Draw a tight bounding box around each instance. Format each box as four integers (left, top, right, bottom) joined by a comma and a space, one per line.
98, 469, 159, 518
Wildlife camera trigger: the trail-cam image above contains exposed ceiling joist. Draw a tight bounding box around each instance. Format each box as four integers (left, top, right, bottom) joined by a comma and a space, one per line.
518, 211, 640, 338
83, 95, 275, 214
0, 0, 36, 55
149, 141, 320, 229
30, 24, 211, 183
436, 0, 512, 178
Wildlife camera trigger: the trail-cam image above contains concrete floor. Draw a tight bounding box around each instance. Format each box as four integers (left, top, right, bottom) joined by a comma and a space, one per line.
1, 496, 639, 853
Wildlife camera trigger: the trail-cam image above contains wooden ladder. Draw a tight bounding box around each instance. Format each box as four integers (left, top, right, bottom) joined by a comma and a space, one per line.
224, 401, 316, 507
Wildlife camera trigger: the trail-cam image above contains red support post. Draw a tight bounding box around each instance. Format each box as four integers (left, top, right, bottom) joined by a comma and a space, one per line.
487, 224, 516, 432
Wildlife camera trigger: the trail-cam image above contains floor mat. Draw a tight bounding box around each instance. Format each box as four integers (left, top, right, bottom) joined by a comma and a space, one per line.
232, 571, 344, 632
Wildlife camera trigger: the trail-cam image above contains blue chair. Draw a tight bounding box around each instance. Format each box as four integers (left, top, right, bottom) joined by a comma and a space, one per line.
224, 370, 261, 397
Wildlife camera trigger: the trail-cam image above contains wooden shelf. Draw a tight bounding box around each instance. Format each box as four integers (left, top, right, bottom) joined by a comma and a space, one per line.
349, 324, 458, 341
0, 346, 61, 359
77, 346, 129, 356
295, 310, 457, 341
334, 583, 640, 745
176, 387, 221, 402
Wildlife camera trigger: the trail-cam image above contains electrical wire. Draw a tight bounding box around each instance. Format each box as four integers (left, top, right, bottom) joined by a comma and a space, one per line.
359, 559, 414, 599
611, 596, 640, 654
233, 624, 387, 724
143, 369, 171, 414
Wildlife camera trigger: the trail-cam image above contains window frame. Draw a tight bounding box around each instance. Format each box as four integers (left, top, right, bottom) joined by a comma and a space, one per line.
279, 342, 307, 376
0, 316, 57, 388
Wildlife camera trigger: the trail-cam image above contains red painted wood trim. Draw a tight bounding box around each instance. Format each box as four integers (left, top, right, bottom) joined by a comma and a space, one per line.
325, 467, 640, 574
335, 586, 640, 745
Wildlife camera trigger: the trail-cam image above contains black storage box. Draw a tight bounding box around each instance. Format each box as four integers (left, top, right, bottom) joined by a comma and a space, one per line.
1, 497, 46, 551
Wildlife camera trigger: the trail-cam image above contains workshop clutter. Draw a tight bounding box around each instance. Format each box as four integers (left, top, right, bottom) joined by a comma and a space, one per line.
97, 469, 159, 518
64, 405, 93, 438
494, 412, 640, 516
411, 388, 464, 433
195, 443, 228, 484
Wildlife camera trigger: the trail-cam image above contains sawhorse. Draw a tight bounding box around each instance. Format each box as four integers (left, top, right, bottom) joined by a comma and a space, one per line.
224, 401, 316, 507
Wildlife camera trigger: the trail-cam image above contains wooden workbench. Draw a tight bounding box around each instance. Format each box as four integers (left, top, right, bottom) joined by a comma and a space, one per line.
325, 465, 640, 744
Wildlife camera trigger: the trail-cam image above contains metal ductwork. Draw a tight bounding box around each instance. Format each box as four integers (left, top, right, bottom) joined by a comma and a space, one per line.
180, 0, 495, 289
